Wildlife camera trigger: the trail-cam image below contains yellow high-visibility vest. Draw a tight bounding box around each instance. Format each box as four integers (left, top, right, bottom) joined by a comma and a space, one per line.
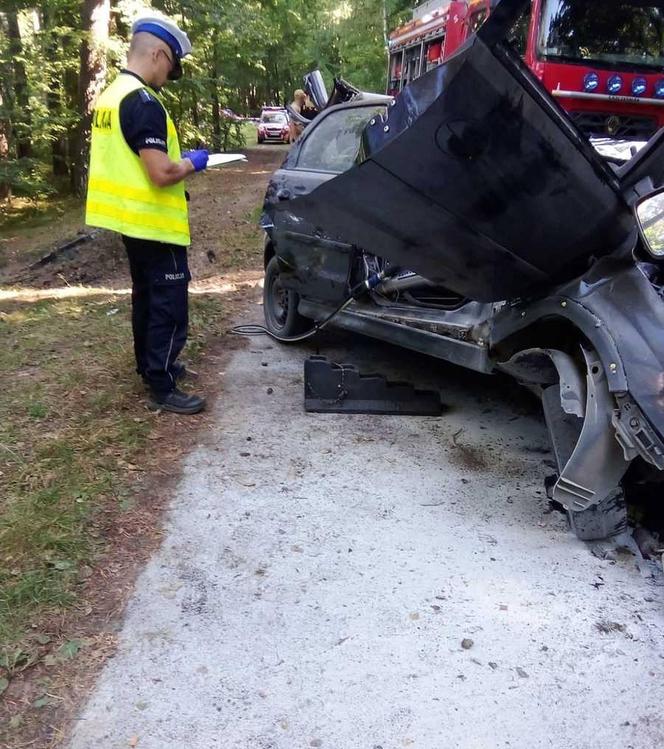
86, 73, 190, 246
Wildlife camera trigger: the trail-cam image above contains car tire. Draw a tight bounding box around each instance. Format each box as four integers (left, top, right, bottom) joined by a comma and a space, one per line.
257, 137, 264, 144
263, 256, 310, 338
567, 488, 627, 541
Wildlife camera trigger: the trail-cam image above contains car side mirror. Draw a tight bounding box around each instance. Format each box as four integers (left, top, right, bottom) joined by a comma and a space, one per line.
636, 189, 664, 259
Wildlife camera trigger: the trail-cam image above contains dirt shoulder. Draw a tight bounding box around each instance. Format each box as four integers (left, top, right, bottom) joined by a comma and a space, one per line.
0, 145, 283, 291
0, 145, 286, 748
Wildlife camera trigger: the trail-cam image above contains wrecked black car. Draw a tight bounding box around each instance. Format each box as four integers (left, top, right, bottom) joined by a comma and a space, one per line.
260, 0, 664, 541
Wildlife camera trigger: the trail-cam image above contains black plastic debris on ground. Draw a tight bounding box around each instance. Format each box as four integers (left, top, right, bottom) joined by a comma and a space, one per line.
304, 356, 444, 416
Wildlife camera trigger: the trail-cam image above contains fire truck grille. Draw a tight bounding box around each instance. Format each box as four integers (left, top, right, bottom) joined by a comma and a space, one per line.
570, 111, 658, 140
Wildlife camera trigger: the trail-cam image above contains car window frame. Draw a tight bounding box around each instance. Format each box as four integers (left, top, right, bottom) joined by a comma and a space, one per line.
292, 101, 389, 176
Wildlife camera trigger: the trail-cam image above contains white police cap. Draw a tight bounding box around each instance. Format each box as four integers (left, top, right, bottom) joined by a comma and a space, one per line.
131, 14, 192, 60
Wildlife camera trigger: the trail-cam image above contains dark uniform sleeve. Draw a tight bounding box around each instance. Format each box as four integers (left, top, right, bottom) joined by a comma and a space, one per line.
119, 89, 168, 155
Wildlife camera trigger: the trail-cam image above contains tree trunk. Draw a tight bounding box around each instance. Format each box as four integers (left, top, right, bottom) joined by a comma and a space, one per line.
210, 36, 222, 151
65, 66, 79, 193
42, 7, 69, 177
6, 9, 32, 159
191, 100, 200, 132
0, 88, 11, 201
382, 0, 389, 52
72, 0, 110, 196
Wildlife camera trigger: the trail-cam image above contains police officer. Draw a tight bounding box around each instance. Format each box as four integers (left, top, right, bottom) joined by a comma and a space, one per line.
86, 14, 208, 414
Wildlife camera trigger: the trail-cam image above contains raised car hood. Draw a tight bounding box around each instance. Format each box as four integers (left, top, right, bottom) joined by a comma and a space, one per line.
277, 0, 642, 302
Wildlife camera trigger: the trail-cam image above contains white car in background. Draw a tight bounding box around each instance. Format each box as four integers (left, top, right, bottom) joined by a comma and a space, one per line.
257, 108, 290, 144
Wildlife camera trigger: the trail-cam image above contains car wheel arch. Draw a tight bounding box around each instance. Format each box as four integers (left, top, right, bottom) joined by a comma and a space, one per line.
492, 318, 633, 539
491, 302, 627, 394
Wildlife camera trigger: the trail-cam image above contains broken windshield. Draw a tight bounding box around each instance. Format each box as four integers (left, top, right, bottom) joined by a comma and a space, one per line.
538, 0, 664, 70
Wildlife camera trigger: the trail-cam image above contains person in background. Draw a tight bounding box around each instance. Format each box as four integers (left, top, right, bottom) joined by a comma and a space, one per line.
301, 94, 319, 121
288, 88, 308, 142
86, 14, 208, 415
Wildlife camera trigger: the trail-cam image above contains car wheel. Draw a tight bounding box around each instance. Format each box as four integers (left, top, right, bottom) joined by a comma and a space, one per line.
263, 256, 310, 338
567, 488, 627, 541
257, 137, 264, 144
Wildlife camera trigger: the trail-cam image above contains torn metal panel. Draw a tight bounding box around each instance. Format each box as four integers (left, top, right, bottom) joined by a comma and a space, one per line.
562, 261, 664, 439
498, 348, 586, 418
276, 0, 637, 302
491, 260, 664, 443
553, 349, 631, 512
542, 385, 583, 473
613, 394, 664, 470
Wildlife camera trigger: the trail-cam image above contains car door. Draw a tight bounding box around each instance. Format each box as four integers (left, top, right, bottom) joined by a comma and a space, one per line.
277, 0, 638, 303
266, 102, 387, 304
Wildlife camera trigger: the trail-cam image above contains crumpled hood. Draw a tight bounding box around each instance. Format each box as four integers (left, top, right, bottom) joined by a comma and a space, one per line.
276, 0, 639, 302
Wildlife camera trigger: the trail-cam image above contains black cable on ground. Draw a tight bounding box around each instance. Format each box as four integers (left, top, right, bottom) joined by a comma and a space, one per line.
229, 296, 355, 343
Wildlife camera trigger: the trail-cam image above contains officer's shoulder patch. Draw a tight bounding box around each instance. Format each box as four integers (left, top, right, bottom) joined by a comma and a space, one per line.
139, 88, 155, 104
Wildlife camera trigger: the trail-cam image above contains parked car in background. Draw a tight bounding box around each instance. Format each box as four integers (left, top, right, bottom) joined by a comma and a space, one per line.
258, 107, 290, 144
221, 107, 243, 122
260, 0, 664, 542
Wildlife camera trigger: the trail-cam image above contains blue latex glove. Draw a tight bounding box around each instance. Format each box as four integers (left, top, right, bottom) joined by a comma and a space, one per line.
182, 149, 209, 172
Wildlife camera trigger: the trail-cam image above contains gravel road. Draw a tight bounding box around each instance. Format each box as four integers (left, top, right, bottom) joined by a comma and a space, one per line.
68, 324, 664, 749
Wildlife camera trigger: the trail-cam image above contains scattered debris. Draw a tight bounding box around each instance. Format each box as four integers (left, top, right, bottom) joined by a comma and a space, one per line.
461, 638, 474, 650
595, 621, 627, 635
28, 231, 99, 270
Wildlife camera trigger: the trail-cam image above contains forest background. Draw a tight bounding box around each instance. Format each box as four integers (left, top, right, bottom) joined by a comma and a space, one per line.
0, 0, 412, 202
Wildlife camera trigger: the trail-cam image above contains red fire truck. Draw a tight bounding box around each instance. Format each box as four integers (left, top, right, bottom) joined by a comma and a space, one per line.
388, 0, 664, 141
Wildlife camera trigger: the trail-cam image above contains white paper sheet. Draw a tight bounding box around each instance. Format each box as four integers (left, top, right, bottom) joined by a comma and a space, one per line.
206, 153, 248, 168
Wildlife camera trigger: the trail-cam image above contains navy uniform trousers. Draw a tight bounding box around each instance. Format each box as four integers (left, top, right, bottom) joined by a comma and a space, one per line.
122, 235, 191, 394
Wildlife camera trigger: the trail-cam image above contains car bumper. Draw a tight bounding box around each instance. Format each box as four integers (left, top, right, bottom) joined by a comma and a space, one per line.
262, 131, 288, 141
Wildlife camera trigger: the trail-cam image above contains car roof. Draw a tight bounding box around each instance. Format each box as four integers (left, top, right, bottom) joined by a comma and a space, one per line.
328, 93, 394, 110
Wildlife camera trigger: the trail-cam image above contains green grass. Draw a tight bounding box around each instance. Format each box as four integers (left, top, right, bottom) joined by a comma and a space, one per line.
0, 293, 227, 660
239, 120, 258, 146
0, 194, 80, 229
247, 202, 264, 225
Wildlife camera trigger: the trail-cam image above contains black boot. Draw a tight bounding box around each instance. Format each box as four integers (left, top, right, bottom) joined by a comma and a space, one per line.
149, 388, 206, 415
